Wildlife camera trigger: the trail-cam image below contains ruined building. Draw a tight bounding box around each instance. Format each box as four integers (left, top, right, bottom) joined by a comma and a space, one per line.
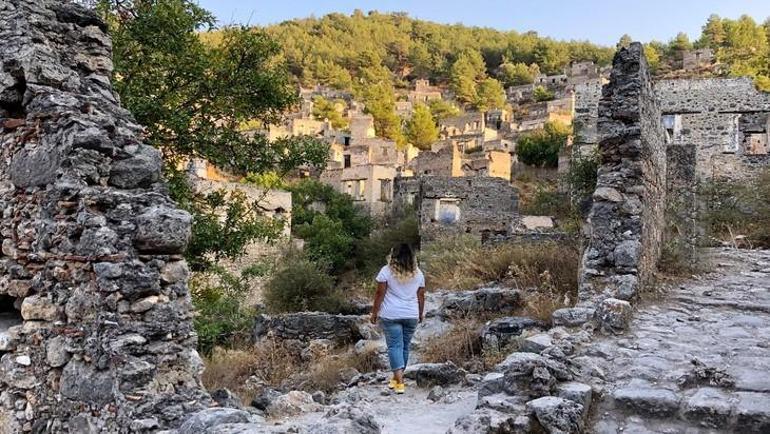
0, 1, 208, 431
394, 176, 519, 245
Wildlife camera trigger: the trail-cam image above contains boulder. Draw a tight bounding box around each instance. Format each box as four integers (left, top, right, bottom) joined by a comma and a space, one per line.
404, 362, 466, 387
478, 372, 505, 398
555, 382, 593, 413
520, 333, 553, 354
499, 353, 572, 399
440, 287, 522, 317
176, 408, 254, 434
611, 383, 680, 417
250, 388, 282, 412
305, 403, 381, 434
594, 298, 632, 332
734, 391, 770, 432
427, 386, 446, 402
447, 408, 528, 434
480, 316, 546, 352
682, 387, 732, 428
526, 396, 585, 434
551, 308, 595, 327
211, 389, 245, 410
266, 391, 321, 418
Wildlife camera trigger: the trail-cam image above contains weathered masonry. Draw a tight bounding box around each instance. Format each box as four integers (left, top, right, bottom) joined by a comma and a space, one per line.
657, 77, 770, 181
0, 1, 208, 432
394, 176, 519, 245
578, 43, 667, 310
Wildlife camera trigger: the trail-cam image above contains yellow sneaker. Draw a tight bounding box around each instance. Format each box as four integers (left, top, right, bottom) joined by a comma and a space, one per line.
387, 379, 398, 389
394, 382, 406, 394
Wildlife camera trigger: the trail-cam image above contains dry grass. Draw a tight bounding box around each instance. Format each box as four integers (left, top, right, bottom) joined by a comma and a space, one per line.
422, 236, 579, 294
202, 340, 382, 401
202, 339, 300, 404
419, 319, 507, 372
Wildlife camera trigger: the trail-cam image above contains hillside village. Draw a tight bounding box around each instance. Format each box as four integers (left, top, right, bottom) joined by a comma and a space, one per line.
1, 2, 770, 434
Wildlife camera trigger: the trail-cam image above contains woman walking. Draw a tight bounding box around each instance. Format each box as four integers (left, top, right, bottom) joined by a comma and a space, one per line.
370, 243, 426, 394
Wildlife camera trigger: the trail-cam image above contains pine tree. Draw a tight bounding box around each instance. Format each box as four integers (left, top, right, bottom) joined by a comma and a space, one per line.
406, 104, 439, 150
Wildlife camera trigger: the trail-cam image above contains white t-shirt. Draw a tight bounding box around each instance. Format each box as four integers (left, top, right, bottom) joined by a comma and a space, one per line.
376, 265, 425, 319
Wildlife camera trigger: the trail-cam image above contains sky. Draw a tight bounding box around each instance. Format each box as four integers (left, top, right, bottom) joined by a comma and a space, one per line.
196, 0, 770, 46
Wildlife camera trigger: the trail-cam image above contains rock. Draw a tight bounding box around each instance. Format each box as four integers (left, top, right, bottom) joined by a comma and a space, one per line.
404, 362, 466, 387
130, 295, 160, 313
526, 396, 585, 434
613, 240, 641, 268
551, 308, 595, 327
448, 407, 531, 434
464, 373, 483, 386
16, 355, 31, 366
427, 386, 446, 402
60, 360, 115, 406
160, 261, 189, 284
612, 274, 638, 301
500, 353, 572, 399
301, 339, 334, 361
478, 393, 528, 414
593, 187, 624, 203
176, 408, 254, 434
306, 403, 381, 434
254, 313, 364, 344
312, 391, 327, 404
211, 389, 244, 410
611, 384, 680, 417
440, 287, 522, 317
682, 387, 732, 428
594, 298, 632, 332
520, 216, 555, 230
480, 316, 546, 352
266, 391, 321, 418
555, 382, 593, 412
520, 333, 553, 354
133, 206, 192, 254
495, 352, 541, 372
45, 336, 70, 368
20, 295, 60, 321
109, 144, 162, 189
478, 373, 505, 398
734, 391, 770, 432
250, 388, 282, 411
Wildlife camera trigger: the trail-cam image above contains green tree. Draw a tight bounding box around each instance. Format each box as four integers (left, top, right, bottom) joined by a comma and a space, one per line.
533, 85, 555, 102
533, 39, 570, 74
617, 34, 633, 50
406, 104, 439, 150
474, 78, 505, 112
699, 14, 726, 48
450, 50, 487, 105
312, 96, 348, 130
101, 0, 329, 270
669, 32, 693, 53
516, 121, 571, 168
428, 99, 461, 122
498, 61, 538, 87
644, 43, 662, 73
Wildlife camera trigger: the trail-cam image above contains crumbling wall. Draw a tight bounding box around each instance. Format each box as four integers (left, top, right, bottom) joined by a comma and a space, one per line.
579, 43, 667, 304
0, 1, 208, 432
394, 176, 519, 245
656, 78, 770, 181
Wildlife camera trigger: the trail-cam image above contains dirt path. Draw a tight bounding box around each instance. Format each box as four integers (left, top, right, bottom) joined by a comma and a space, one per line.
578, 248, 770, 432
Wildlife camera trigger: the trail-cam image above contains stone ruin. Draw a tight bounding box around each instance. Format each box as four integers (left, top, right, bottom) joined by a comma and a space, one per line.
578, 43, 667, 308
0, 1, 209, 432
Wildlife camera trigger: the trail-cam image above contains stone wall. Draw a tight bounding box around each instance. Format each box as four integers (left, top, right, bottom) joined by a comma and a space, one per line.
579, 43, 667, 304
656, 78, 770, 181
394, 176, 519, 245
0, 1, 208, 432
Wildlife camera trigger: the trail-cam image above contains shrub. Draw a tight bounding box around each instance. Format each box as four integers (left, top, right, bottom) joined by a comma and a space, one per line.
533, 85, 555, 102
700, 169, 770, 247
191, 268, 258, 355
563, 150, 599, 204
304, 347, 382, 393
295, 214, 355, 271
516, 121, 571, 168
264, 255, 349, 313
353, 215, 420, 277
419, 319, 508, 372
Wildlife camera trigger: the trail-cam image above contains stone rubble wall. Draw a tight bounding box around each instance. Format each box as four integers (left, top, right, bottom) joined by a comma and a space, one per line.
0, 1, 208, 432
579, 43, 667, 307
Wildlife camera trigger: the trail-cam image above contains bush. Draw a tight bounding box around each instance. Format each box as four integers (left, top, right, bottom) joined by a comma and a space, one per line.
700, 169, 770, 247
353, 215, 420, 277
533, 85, 555, 102
563, 150, 599, 204
516, 121, 571, 168
190, 268, 258, 355
264, 255, 349, 313
295, 214, 355, 271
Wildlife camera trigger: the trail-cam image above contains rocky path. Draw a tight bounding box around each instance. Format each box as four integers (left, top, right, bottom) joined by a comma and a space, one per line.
580, 248, 770, 433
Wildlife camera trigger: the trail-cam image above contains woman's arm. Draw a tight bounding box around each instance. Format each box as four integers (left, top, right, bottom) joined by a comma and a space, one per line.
370, 281, 387, 324
417, 286, 426, 323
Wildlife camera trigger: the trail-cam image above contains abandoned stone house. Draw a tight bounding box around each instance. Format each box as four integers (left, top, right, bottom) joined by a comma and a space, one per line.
408, 143, 512, 181
681, 48, 714, 71
393, 176, 519, 244
407, 79, 443, 104
572, 76, 770, 182
321, 114, 418, 215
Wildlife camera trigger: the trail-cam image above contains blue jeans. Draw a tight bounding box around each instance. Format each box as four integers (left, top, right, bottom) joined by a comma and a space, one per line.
380, 318, 418, 371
